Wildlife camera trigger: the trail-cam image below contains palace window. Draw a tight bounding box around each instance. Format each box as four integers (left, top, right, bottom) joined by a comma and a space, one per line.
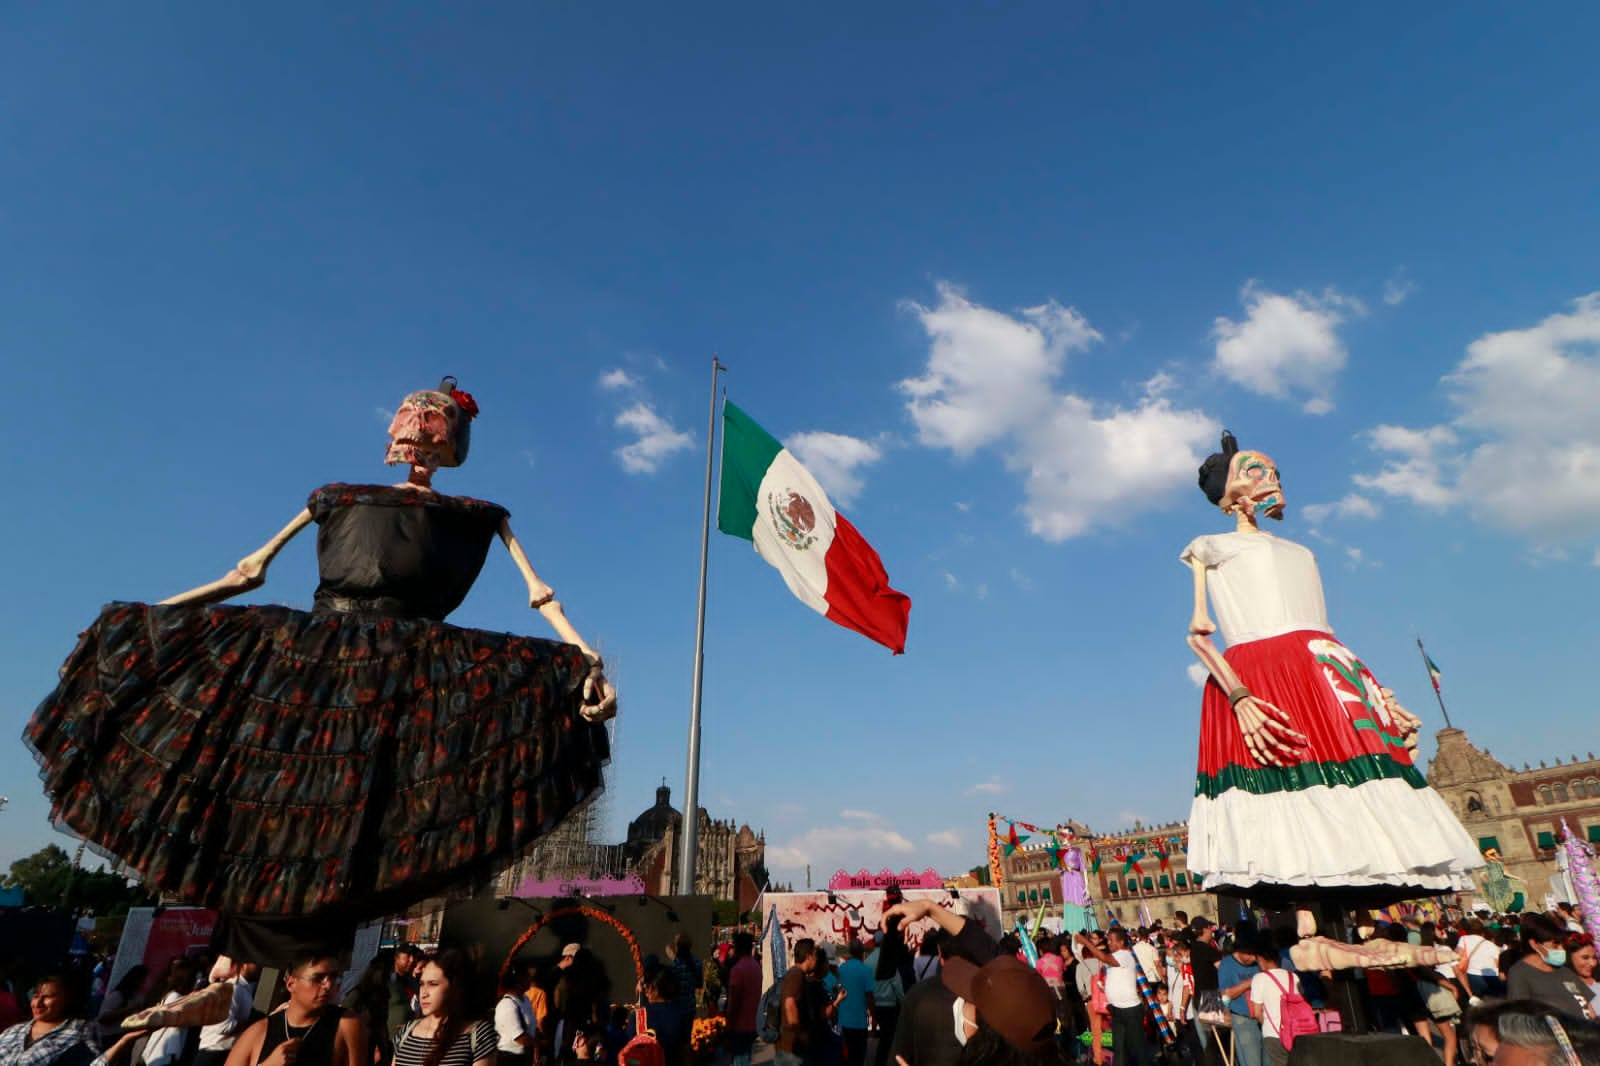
1158, 875, 1171, 889
1588, 778, 1600, 798
1539, 786, 1554, 806
1108, 881, 1120, 894
1479, 836, 1500, 853
1589, 826, 1600, 844
1143, 877, 1155, 891
1556, 783, 1570, 803
1537, 830, 1557, 850
1176, 873, 1188, 887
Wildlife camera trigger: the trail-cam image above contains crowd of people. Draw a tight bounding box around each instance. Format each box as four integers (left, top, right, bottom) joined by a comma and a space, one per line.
9, 903, 1600, 1066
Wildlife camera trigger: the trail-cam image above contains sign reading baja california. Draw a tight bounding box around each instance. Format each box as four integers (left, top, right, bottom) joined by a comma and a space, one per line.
827, 867, 946, 891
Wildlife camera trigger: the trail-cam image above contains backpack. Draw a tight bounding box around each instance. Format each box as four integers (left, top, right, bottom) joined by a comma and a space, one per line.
620, 1008, 666, 1066
1268, 971, 1318, 1050
759, 984, 783, 1044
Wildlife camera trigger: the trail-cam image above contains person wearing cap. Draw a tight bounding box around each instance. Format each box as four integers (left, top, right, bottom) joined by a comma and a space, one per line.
883, 898, 1042, 1066
389, 945, 423, 1033
940, 954, 1062, 1065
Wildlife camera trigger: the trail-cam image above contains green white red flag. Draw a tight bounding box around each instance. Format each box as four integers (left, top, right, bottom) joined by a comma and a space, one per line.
716, 400, 911, 654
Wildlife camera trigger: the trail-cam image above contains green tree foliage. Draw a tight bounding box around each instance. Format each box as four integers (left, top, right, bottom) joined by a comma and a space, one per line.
4, 845, 155, 916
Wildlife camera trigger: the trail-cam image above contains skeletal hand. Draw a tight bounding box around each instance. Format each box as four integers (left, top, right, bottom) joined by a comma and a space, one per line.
581, 664, 617, 723
1233, 694, 1308, 767
1380, 687, 1422, 751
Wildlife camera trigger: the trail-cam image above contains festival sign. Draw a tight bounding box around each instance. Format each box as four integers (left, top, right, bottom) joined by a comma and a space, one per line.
764, 888, 1002, 956
826, 867, 945, 891
513, 873, 646, 898
106, 907, 218, 995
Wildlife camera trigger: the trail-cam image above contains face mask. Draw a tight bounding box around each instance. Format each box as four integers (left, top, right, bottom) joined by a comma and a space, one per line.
952, 998, 971, 1047
1544, 947, 1569, 968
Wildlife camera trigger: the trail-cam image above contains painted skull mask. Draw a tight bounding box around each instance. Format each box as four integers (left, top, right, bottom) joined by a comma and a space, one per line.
386, 387, 469, 470
1222, 449, 1284, 519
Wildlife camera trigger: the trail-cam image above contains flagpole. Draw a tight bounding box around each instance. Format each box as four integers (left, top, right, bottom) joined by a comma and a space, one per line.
677, 356, 726, 895
1416, 636, 1453, 728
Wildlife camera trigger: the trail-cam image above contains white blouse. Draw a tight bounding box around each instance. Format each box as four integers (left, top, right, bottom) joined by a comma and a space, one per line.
1180, 532, 1331, 646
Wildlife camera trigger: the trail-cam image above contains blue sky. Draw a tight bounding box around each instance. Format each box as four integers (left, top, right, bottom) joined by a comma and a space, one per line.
4, 4, 1598, 890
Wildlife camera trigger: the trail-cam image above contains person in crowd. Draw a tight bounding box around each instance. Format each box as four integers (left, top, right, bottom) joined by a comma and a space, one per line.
1246, 933, 1297, 1066
1569, 935, 1600, 1020
870, 927, 908, 1066
666, 938, 700, 1030
621, 970, 685, 1066
390, 948, 425, 1037
807, 948, 845, 1066
891, 925, 987, 1066
96, 970, 151, 1051
1466, 999, 1600, 1065
1074, 934, 1108, 1066
836, 944, 873, 1066
1507, 915, 1599, 1021
1416, 924, 1463, 1066
723, 934, 759, 1066
940, 953, 1066, 1066
1184, 919, 1224, 1066
912, 937, 941, 987
1217, 930, 1260, 1066
0, 974, 141, 1066
195, 962, 259, 1066
342, 956, 397, 1066
1074, 930, 1147, 1066
1368, 925, 1434, 1043
140, 959, 199, 1066
1458, 920, 1508, 1001
776, 940, 820, 1066
225, 953, 365, 1066
553, 946, 603, 1057
493, 968, 537, 1066
392, 953, 493, 1066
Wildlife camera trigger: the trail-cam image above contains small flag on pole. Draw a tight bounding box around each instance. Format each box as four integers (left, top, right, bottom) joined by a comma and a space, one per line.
1424, 650, 1442, 693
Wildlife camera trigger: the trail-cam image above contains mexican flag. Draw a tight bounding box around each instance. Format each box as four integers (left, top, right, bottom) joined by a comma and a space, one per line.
717, 400, 911, 653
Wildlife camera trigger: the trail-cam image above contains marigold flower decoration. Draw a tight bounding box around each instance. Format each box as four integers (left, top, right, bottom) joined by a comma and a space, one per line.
499, 905, 644, 988
690, 1016, 726, 1053
449, 386, 479, 419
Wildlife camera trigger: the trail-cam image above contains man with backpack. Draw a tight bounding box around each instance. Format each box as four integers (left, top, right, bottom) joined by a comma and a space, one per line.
1247, 933, 1315, 1066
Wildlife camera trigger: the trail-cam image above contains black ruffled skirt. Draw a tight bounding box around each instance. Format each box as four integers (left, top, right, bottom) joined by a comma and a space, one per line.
23, 602, 609, 918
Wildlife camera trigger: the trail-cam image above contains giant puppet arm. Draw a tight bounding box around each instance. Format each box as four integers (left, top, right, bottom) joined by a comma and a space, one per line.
499, 518, 617, 723
159, 509, 314, 607
1187, 558, 1309, 768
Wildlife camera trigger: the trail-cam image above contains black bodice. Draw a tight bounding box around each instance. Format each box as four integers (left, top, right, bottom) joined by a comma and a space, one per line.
307, 483, 508, 621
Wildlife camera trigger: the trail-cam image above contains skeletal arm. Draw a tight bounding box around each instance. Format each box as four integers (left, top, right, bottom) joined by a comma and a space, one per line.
160, 509, 313, 607
1186, 556, 1307, 767
498, 518, 617, 722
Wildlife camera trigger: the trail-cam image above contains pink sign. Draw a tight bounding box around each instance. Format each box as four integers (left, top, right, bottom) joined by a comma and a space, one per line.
513, 874, 646, 898
827, 867, 945, 891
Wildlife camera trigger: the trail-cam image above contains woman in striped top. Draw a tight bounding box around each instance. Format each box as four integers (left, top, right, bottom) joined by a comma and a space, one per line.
392, 954, 494, 1066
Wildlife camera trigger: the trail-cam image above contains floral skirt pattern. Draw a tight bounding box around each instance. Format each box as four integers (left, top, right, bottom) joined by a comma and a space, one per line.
24, 602, 610, 917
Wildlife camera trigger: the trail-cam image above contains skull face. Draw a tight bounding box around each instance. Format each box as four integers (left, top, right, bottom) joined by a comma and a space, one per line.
386, 390, 463, 470
1223, 449, 1285, 520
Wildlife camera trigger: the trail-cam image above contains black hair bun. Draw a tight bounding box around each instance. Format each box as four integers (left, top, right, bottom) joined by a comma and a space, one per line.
1198, 431, 1239, 505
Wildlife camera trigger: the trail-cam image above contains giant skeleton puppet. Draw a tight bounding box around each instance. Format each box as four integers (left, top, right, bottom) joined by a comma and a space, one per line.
25, 377, 616, 948
1181, 432, 1480, 935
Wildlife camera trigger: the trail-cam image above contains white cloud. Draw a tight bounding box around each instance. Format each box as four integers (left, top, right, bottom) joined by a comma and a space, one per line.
375, 406, 395, 425
1343, 294, 1600, 548
966, 778, 1008, 796
926, 830, 963, 849
614, 402, 694, 474
1345, 546, 1364, 567
785, 431, 883, 507
901, 284, 1218, 542
599, 368, 639, 390
1211, 282, 1359, 413
840, 809, 883, 823
1300, 493, 1381, 525
1352, 424, 1460, 509
899, 282, 1101, 456
942, 571, 960, 590
1009, 568, 1033, 591
766, 824, 916, 871
1384, 274, 1417, 307
1186, 662, 1210, 688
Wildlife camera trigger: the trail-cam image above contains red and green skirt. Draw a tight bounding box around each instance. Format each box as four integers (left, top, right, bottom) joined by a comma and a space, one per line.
1187, 629, 1480, 892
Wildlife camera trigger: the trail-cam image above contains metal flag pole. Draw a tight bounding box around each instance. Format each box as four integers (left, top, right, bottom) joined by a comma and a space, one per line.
1416, 636, 1453, 728
677, 356, 726, 895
